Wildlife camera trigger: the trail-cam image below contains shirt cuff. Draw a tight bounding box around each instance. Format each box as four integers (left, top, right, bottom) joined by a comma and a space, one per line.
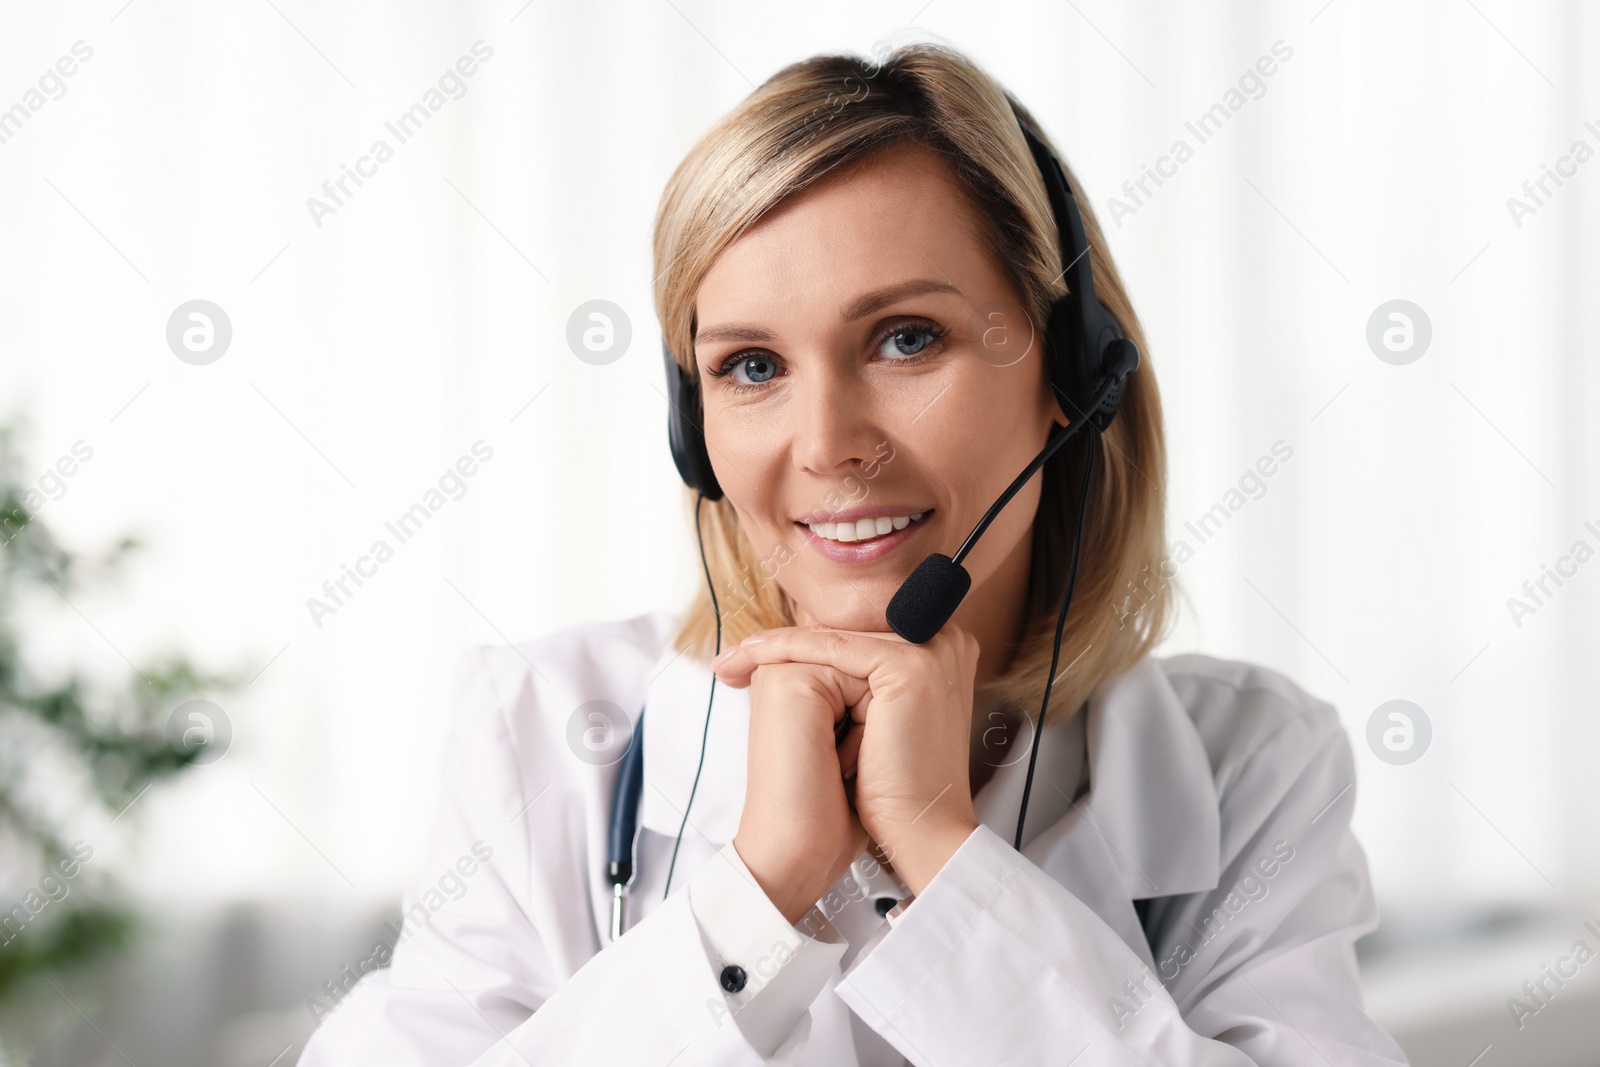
883, 825, 979, 927
687, 841, 848, 1056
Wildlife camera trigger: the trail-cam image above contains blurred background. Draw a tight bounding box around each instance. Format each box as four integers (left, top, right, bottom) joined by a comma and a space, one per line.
1, 0, 1596, 1063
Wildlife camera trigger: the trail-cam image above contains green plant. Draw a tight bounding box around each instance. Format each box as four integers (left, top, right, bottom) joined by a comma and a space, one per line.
0, 421, 242, 1059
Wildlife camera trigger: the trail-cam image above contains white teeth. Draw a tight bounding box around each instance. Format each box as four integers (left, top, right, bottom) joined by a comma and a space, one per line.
807, 512, 926, 544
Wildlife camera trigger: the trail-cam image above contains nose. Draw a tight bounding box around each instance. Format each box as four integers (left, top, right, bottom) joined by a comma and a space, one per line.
788, 360, 886, 481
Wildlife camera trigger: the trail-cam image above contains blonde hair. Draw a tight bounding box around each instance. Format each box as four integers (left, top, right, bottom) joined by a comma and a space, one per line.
651, 42, 1175, 725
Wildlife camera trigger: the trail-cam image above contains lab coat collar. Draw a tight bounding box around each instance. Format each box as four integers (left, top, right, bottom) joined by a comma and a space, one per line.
1024, 655, 1222, 900
637, 641, 1220, 906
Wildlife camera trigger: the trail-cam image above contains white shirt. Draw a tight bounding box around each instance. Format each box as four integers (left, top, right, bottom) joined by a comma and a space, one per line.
296, 610, 1410, 1065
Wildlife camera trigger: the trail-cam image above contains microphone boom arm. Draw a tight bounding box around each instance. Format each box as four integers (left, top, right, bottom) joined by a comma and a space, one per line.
953, 412, 1088, 566
950, 359, 1127, 565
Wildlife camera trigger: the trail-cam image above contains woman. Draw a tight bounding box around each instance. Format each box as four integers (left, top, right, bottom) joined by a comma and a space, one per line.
298, 43, 1408, 1066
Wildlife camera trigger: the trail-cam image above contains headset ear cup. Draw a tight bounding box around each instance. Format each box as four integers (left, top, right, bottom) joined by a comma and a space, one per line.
662, 339, 724, 500
1044, 297, 1088, 426
1017, 114, 1140, 436
1096, 337, 1138, 423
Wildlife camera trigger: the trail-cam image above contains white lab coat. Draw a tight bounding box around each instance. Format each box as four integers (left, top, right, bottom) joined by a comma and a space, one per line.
296, 611, 1410, 1066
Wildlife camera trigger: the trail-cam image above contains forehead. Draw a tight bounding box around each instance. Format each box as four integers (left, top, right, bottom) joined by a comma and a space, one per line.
694, 142, 995, 322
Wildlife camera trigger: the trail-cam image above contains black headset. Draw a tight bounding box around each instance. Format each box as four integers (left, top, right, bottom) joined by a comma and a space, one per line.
656, 100, 1140, 897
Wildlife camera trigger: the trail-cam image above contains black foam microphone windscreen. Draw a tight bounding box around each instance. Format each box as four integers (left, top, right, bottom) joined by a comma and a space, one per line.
886, 553, 972, 644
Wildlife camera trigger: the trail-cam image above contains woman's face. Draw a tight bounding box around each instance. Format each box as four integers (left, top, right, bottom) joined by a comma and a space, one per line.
692, 141, 1066, 637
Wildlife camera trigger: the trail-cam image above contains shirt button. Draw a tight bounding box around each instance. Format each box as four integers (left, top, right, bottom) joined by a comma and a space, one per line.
720, 964, 747, 993
875, 896, 897, 917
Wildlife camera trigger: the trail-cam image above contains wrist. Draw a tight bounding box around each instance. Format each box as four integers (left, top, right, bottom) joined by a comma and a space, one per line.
732, 834, 820, 926
888, 817, 978, 898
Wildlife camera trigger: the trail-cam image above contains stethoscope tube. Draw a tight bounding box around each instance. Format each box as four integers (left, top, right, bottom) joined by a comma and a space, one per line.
606, 706, 646, 941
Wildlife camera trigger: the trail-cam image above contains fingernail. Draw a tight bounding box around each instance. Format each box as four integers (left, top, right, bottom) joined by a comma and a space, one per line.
711, 648, 734, 666
741, 634, 767, 646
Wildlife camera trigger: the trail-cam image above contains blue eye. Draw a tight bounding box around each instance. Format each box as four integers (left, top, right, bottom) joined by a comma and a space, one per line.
879, 324, 941, 359
728, 355, 778, 385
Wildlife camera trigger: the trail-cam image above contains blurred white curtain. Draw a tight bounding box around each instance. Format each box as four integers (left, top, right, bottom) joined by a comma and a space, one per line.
1, 0, 1594, 931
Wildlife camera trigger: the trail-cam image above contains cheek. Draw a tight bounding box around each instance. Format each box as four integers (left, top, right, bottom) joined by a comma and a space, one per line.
901, 398, 992, 485
705, 412, 785, 508
730, 501, 784, 548
709, 406, 779, 464
923, 391, 1052, 539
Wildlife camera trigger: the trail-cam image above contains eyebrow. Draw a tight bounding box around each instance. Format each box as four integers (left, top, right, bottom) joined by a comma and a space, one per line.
693, 278, 962, 349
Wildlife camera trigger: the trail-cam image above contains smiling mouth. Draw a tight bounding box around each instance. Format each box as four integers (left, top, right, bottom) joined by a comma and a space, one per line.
799, 510, 931, 545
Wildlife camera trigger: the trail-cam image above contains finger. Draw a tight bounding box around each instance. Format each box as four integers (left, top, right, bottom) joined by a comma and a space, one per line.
838, 718, 864, 778
711, 622, 924, 685
853, 688, 873, 723
836, 689, 872, 749
821, 668, 871, 726
733, 627, 906, 683
765, 662, 870, 739
710, 645, 757, 687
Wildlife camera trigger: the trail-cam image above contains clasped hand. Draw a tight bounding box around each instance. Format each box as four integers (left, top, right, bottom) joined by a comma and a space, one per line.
711, 623, 981, 922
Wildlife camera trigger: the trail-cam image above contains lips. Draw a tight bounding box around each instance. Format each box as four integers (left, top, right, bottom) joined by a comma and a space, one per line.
794, 508, 933, 564
805, 511, 928, 544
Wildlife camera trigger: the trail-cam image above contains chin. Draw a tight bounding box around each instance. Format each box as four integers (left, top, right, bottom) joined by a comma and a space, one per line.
790, 594, 895, 634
